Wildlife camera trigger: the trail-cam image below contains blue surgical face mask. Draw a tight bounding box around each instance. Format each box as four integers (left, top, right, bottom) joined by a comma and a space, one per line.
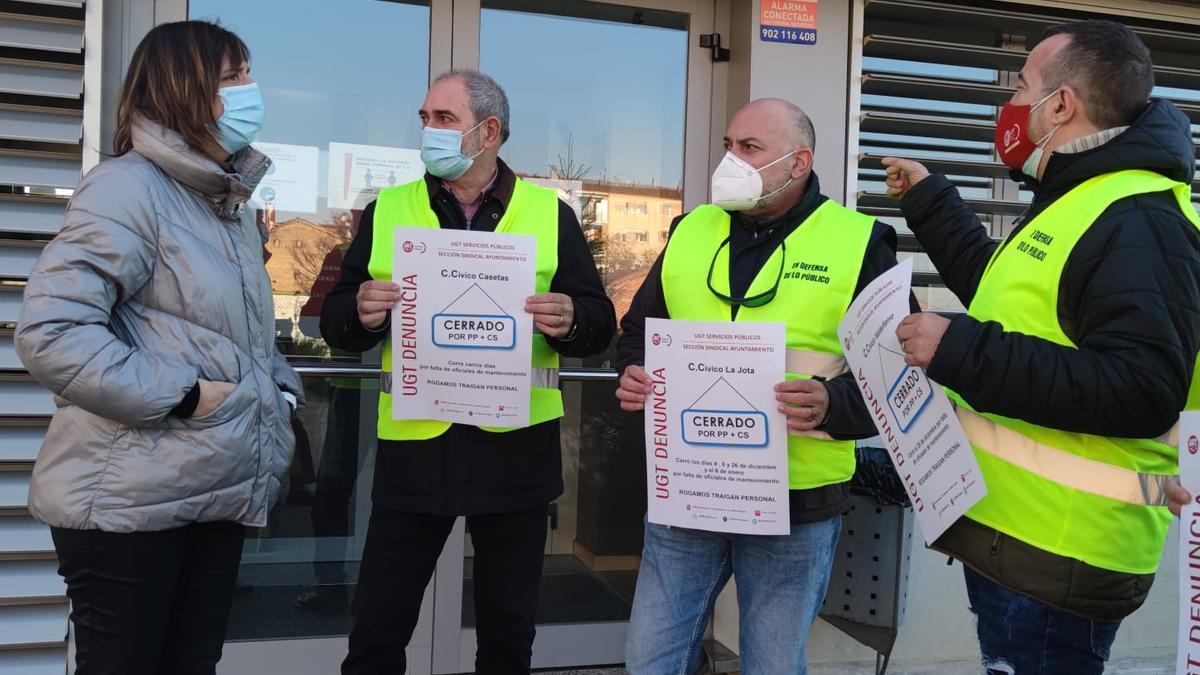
420, 120, 486, 180
216, 82, 264, 154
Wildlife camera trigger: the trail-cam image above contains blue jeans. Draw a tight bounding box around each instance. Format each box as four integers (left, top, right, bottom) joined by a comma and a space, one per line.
625, 517, 841, 675
964, 566, 1122, 675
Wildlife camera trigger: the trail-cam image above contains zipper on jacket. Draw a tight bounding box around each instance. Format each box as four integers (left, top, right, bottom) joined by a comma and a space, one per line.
989, 531, 1002, 557
215, 215, 268, 520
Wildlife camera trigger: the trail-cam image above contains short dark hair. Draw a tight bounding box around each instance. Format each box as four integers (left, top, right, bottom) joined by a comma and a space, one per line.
1039, 20, 1154, 128
114, 21, 250, 155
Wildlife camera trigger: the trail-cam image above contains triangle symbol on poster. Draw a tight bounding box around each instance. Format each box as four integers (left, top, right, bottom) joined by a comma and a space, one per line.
440, 282, 508, 316
690, 376, 760, 413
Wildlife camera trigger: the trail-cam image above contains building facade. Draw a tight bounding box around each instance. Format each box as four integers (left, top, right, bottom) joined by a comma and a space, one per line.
0, 1, 1198, 672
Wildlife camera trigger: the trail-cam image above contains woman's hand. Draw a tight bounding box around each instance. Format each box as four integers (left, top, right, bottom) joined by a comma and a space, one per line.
194, 379, 235, 417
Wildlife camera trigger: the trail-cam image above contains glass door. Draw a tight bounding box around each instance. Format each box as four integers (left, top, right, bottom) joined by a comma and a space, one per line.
163, 0, 720, 672
179, 1, 439, 673
430, 1, 720, 671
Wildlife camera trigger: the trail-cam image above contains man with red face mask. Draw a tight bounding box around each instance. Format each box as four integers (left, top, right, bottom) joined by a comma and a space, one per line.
883, 20, 1200, 674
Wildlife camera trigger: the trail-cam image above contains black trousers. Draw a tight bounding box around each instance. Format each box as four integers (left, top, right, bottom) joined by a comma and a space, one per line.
342, 504, 548, 674
310, 385, 363, 583
51, 521, 245, 675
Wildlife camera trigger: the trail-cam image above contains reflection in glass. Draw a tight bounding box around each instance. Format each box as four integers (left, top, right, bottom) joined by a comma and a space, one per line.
188, 0, 430, 641
228, 376, 378, 640
482, 0, 686, 322
191, 0, 431, 366
479, 0, 688, 628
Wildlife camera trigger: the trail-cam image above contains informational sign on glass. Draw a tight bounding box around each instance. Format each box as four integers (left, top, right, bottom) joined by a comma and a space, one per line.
250, 142, 320, 214
525, 177, 584, 223
328, 142, 424, 210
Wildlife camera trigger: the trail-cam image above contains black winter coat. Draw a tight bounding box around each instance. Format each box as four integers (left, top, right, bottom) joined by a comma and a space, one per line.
904, 99, 1200, 439
908, 98, 1200, 620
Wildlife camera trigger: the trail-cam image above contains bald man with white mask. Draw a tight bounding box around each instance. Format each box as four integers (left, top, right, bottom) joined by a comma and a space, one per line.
616, 98, 916, 674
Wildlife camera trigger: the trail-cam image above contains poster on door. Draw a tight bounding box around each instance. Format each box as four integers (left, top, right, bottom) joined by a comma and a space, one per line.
250, 142, 319, 214
327, 142, 424, 210
524, 177, 584, 224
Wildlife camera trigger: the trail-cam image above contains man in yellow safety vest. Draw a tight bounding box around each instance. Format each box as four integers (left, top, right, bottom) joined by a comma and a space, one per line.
884, 20, 1200, 674
321, 70, 614, 674
617, 98, 913, 674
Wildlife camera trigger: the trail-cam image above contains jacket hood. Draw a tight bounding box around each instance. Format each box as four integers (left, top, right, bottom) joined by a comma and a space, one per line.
131, 115, 271, 221
1026, 98, 1196, 195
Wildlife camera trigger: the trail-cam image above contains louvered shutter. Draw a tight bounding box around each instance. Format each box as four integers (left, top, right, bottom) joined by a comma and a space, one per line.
0, 0, 84, 671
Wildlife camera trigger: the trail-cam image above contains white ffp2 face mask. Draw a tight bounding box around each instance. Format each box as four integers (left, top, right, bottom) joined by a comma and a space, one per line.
1021, 124, 1061, 181
710, 149, 797, 211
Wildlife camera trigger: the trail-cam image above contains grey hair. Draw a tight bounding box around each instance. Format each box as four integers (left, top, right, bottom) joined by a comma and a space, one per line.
790, 105, 816, 152
434, 69, 511, 144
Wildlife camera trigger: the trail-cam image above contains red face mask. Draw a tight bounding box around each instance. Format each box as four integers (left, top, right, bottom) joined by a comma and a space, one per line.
994, 90, 1059, 171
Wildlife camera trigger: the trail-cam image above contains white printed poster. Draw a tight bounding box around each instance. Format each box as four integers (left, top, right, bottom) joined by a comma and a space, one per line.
250, 142, 319, 214
328, 142, 424, 210
390, 227, 536, 427
643, 318, 790, 535
837, 258, 987, 544
1177, 411, 1200, 675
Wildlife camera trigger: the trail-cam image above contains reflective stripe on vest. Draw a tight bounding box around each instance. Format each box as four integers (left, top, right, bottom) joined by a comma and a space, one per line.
368, 177, 564, 441
955, 407, 1171, 507
949, 169, 1200, 574
661, 200, 874, 490
787, 349, 848, 380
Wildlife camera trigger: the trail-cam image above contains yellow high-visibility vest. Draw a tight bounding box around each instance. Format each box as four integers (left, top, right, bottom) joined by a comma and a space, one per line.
661, 200, 874, 489
947, 170, 1200, 574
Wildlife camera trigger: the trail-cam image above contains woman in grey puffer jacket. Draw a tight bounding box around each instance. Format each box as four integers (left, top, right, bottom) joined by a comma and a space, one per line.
14, 21, 301, 675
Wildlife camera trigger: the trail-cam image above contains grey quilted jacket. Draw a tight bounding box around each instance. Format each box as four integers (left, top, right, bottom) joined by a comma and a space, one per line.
15, 116, 302, 532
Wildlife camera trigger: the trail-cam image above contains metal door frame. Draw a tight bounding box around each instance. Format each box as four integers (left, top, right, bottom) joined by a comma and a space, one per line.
121, 0, 724, 670
432, 3, 723, 667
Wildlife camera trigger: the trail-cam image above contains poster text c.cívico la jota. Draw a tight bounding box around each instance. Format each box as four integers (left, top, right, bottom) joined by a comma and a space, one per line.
644, 318, 790, 535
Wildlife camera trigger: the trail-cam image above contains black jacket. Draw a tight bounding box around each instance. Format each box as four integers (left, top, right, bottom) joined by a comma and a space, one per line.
321, 160, 616, 515
908, 99, 1200, 439
905, 99, 1200, 619
617, 173, 917, 523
